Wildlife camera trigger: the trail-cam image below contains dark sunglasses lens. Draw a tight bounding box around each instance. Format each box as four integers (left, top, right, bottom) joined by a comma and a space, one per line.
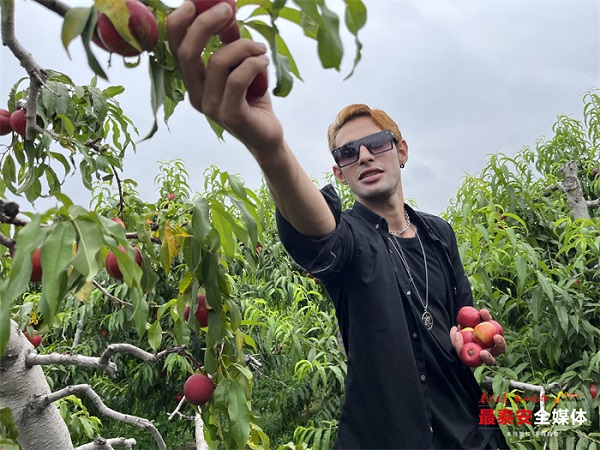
367, 135, 393, 154
337, 145, 359, 167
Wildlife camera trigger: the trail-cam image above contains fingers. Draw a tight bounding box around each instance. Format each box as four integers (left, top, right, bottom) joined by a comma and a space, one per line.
479, 308, 492, 321
204, 46, 269, 116
480, 349, 496, 366
166, 1, 238, 111
489, 335, 507, 357
450, 326, 463, 354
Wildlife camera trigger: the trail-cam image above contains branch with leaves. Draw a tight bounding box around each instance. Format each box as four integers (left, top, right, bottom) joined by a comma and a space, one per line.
26, 343, 187, 378
35, 384, 166, 450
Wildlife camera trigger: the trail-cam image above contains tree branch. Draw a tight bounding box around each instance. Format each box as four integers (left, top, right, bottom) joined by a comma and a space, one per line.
96, 343, 187, 368
32, 0, 71, 17
26, 351, 118, 377
1, 0, 48, 140
35, 384, 166, 450
75, 437, 137, 450
72, 319, 85, 350
93, 280, 133, 306
586, 198, 600, 210
26, 344, 188, 377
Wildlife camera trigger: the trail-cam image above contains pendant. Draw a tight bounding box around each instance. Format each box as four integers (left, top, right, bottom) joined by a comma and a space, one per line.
422, 311, 433, 330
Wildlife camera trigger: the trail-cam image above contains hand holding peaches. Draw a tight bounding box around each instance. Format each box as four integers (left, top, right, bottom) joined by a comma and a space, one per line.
450, 306, 507, 367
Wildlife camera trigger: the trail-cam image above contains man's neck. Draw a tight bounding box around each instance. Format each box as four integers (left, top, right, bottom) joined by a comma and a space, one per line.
357, 192, 407, 231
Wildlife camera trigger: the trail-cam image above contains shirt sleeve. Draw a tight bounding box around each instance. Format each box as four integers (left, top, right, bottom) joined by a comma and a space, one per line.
275, 184, 354, 278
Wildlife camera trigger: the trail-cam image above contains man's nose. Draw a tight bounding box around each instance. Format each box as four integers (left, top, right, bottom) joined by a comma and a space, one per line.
357, 144, 374, 163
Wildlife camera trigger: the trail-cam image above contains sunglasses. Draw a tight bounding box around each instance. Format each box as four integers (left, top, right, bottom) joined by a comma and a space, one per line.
331, 129, 396, 168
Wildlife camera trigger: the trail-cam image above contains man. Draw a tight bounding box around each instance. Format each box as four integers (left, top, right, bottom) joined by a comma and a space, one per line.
167, 2, 509, 448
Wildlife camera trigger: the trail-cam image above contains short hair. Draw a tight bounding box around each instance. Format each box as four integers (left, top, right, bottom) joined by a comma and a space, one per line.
327, 104, 403, 150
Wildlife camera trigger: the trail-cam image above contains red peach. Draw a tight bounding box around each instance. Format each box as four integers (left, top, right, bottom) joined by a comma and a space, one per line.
457, 306, 481, 329
459, 342, 483, 367
183, 373, 214, 406
473, 321, 497, 348
9, 109, 27, 137
97, 0, 158, 57
0, 109, 11, 135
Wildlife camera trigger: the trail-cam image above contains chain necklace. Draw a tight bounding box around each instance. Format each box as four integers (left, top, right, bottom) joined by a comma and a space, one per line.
388, 210, 411, 236
388, 227, 433, 330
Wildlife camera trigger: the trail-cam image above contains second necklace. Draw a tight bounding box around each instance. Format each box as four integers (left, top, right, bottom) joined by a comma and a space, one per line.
388, 227, 433, 330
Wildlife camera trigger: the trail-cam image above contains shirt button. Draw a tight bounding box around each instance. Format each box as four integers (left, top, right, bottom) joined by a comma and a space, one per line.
375, 224, 380, 229
411, 332, 418, 340
420, 375, 427, 382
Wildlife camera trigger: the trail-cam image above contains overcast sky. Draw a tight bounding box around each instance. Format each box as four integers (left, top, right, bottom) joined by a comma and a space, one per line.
1, 0, 598, 215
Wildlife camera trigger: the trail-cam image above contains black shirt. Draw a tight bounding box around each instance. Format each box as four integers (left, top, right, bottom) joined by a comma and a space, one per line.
276, 185, 509, 449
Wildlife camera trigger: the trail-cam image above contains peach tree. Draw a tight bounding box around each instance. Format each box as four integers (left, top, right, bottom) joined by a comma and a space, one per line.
0, 0, 367, 448
444, 91, 600, 450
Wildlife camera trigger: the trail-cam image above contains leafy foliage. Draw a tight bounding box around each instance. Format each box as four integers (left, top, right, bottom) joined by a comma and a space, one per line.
444, 91, 600, 449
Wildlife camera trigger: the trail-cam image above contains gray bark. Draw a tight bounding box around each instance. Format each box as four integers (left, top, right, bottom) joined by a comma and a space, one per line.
0, 320, 74, 450
560, 160, 590, 219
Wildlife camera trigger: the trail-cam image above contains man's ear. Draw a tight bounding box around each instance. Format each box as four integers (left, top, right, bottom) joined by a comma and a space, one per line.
333, 165, 347, 184
397, 139, 409, 166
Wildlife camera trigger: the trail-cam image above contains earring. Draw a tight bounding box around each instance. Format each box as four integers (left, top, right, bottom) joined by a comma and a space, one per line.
400, 162, 405, 169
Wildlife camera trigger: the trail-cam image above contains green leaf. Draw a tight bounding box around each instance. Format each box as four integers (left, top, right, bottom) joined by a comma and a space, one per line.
0, 407, 19, 440
129, 288, 148, 338
211, 206, 236, 259
39, 222, 76, 323
62, 7, 92, 57
70, 215, 104, 281
148, 319, 162, 352
229, 196, 258, 247
213, 377, 230, 408
317, 4, 343, 70
191, 198, 213, 245
227, 381, 251, 449
204, 348, 218, 375
0, 216, 43, 355
343, 0, 366, 34
226, 299, 242, 332
80, 9, 108, 80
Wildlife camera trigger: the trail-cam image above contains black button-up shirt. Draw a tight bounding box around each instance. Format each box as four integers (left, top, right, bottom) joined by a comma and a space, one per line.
276, 185, 508, 449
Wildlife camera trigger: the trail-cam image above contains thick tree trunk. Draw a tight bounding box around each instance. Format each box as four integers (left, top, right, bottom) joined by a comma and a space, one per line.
560, 160, 590, 219
0, 320, 74, 450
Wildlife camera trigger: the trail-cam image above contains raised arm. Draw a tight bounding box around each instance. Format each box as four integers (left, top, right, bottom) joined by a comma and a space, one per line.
166, 1, 336, 237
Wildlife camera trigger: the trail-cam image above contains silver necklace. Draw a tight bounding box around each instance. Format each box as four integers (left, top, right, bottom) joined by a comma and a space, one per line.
388, 227, 433, 330
388, 210, 411, 236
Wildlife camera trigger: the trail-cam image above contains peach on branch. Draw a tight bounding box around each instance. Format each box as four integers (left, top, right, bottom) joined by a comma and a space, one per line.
183, 373, 214, 406
195, 294, 209, 328
9, 109, 27, 137
105, 246, 143, 280
24, 331, 43, 347
30, 247, 43, 282
97, 0, 158, 57
0, 109, 11, 135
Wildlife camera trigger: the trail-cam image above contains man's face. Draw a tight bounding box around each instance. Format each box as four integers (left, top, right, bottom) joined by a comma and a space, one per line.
332, 116, 407, 204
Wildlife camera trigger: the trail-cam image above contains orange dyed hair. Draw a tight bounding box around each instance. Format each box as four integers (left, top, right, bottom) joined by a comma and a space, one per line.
327, 104, 403, 150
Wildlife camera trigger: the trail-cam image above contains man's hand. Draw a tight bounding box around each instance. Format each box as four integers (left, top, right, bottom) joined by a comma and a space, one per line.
450, 308, 507, 366
166, 1, 284, 156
